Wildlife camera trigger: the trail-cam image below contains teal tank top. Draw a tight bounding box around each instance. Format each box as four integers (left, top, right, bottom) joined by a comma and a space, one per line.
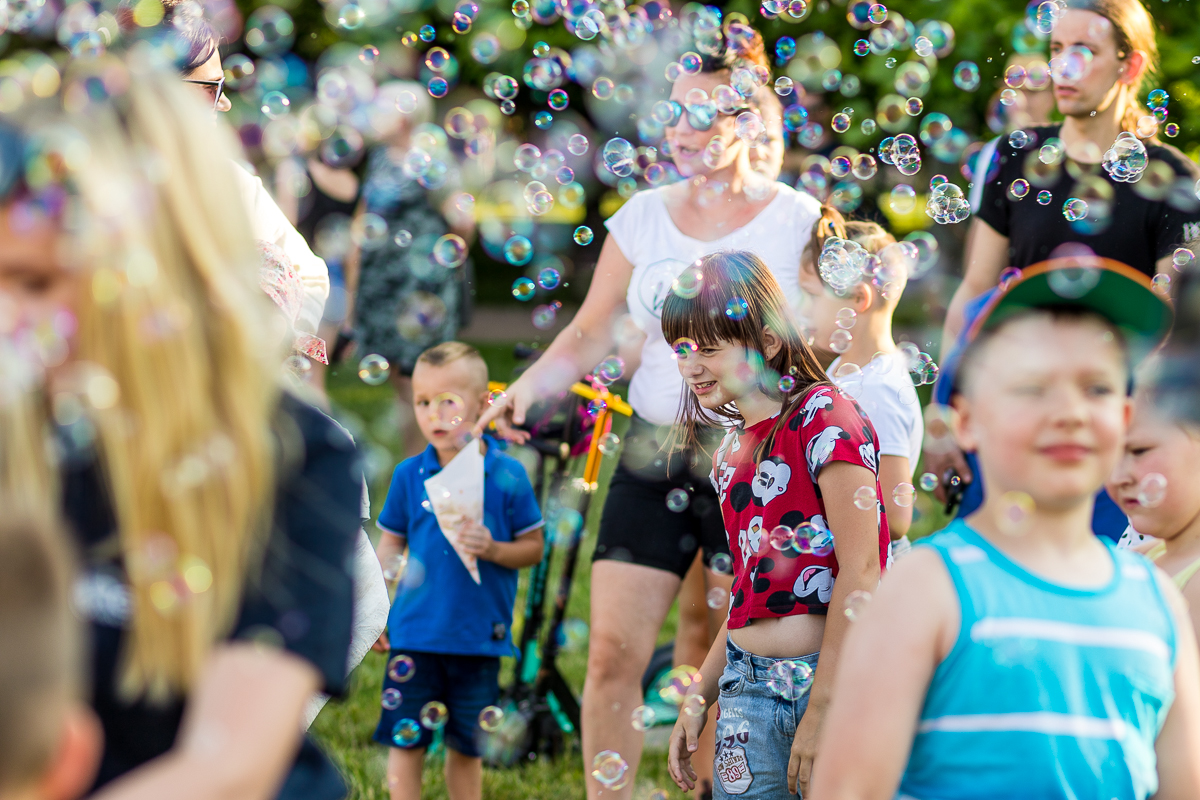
899, 519, 1177, 800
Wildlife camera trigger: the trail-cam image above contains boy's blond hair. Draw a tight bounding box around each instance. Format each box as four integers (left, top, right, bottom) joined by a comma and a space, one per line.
415, 342, 489, 393
0, 514, 80, 792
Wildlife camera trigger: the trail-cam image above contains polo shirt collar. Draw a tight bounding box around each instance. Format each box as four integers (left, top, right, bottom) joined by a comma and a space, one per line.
417, 434, 501, 476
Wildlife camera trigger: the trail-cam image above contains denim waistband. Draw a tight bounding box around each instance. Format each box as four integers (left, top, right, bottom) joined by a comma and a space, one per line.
725, 636, 819, 683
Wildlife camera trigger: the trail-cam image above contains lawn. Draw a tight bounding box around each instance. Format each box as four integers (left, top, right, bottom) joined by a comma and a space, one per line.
311, 342, 948, 799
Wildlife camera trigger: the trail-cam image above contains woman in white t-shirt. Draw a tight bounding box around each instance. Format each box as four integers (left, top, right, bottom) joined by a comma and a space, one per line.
476, 20, 820, 798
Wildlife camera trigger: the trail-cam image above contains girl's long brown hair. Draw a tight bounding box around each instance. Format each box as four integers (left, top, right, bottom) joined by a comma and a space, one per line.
661, 251, 829, 462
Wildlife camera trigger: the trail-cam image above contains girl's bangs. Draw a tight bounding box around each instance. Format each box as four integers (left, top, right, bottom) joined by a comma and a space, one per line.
661, 263, 758, 349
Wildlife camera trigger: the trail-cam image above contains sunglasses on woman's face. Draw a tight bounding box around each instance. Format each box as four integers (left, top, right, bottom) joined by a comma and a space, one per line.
183, 77, 226, 110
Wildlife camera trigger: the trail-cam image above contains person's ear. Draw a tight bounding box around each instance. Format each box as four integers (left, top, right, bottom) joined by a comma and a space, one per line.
1118, 50, 1148, 86
38, 704, 103, 800
852, 283, 874, 313
762, 326, 783, 361
949, 394, 977, 453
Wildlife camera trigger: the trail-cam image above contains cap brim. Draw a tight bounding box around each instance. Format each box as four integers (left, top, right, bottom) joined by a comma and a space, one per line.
968, 256, 1173, 349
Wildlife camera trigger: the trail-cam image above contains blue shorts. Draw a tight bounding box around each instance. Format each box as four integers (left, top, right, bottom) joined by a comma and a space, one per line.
713, 637, 820, 799
372, 650, 500, 758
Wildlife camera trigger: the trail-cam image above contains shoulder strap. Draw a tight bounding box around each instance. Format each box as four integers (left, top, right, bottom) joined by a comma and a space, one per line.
1176, 553, 1200, 591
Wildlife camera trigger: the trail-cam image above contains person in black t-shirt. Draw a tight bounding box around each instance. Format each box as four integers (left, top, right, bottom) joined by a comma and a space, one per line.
0, 71, 358, 800
930, 0, 1200, 503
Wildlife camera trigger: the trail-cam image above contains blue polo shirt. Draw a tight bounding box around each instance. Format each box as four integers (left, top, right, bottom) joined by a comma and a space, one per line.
377, 436, 543, 657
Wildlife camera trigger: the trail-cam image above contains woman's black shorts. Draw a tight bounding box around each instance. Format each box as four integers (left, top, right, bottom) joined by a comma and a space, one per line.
594, 414, 729, 578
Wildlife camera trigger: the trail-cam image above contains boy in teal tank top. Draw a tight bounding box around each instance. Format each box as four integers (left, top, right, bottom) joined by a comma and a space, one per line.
813, 258, 1200, 800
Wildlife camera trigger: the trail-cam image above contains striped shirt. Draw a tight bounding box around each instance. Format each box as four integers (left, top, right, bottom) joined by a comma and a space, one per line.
900, 520, 1177, 800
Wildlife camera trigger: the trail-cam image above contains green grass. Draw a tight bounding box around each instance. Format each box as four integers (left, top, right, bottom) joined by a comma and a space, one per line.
312, 344, 949, 799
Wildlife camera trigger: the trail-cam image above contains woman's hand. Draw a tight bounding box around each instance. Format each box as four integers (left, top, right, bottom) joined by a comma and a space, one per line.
667, 707, 708, 792
472, 377, 534, 444
788, 703, 824, 796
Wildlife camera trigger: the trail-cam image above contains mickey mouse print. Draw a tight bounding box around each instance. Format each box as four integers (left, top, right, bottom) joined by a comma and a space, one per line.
713, 384, 890, 630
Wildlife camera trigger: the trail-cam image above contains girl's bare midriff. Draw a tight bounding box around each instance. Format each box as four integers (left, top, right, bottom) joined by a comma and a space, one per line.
729, 612, 826, 659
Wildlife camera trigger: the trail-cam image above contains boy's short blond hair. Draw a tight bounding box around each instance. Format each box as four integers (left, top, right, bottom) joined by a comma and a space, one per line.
0, 514, 80, 792
415, 341, 489, 393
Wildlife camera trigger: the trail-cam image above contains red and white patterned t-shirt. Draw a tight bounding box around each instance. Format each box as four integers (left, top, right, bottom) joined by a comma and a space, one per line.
711, 384, 889, 628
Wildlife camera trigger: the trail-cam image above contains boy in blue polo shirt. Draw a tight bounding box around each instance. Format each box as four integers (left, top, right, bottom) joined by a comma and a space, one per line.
372, 342, 543, 800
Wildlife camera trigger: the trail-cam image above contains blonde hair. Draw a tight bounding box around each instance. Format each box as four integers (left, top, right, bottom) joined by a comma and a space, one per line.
1, 56, 282, 701
0, 512, 79, 792
416, 340, 489, 391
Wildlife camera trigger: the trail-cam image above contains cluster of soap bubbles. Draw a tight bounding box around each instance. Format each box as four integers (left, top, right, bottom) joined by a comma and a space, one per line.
767, 659, 814, 700
900, 342, 939, 386
878, 134, 921, 176
925, 180, 970, 225
767, 521, 834, 556
1102, 132, 1148, 183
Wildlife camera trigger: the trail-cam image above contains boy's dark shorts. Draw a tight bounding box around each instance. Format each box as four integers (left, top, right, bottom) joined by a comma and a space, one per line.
372, 650, 500, 758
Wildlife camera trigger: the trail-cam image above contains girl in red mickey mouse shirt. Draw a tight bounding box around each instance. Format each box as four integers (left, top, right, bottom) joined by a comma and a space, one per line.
663, 251, 888, 799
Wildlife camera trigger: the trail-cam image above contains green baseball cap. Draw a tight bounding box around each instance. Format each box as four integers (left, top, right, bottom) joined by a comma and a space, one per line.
966, 256, 1174, 349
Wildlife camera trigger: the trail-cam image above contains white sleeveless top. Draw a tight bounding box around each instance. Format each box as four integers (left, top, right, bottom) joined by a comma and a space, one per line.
604, 183, 822, 425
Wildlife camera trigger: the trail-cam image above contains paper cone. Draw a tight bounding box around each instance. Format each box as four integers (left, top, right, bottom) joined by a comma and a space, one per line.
424, 440, 485, 584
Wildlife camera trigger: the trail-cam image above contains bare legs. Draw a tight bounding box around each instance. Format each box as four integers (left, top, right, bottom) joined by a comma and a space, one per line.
386, 748, 482, 800
582, 561, 682, 799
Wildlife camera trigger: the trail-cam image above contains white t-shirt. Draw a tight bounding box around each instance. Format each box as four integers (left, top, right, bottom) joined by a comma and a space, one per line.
233, 163, 330, 335
605, 183, 822, 425
829, 352, 923, 469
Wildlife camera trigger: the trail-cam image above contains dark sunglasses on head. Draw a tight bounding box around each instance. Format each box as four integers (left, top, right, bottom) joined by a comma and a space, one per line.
183, 76, 226, 110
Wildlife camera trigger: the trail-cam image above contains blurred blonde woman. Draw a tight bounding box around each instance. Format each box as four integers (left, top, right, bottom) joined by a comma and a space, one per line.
0, 53, 360, 800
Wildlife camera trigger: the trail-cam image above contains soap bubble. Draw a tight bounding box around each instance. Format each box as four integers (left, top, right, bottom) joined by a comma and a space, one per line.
548, 88, 569, 110
418, 24, 435, 41
889, 184, 916, 214
512, 277, 536, 301
775, 77, 795, 96
503, 235, 533, 266
358, 354, 390, 385
487, 389, 507, 407
836, 308, 857, 329
832, 112, 852, 133
598, 433, 621, 455
919, 473, 938, 492
853, 485, 878, 510
706, 587, 727, 609
1173, 248, 1195, 270
1004, 64, 1027, 89
630, 705, 656, 731
711, 552, 733, 574
672, 267, 704, 299
245, 7, 296, 56
1050, 45, 1093, 86
260, 91, 291, 119
1036, 190, 1053, 205
568, 134, 590, 156
574, 226, 594, 245
1062, 198, 1088, 222
537, 267, 560, 290
666, 488, 690, 512
592, 77, 615, 99
852, 154, 878, 180
905, 97, 924, 116
1138, 473, 1168, 508
830, 329, 853, 353
769, 525, 796, 551
391, 718, 422, 746
602, 138, 636, 177
1009, 130, 1030, 149
725, 297, 749, 320
1102, 132, 1148, 183
592, 751, 629, 789
810, 527, 834, 557
420, 701, 449, 730
892, 482, 915, 507
844, 589, 873, 621
1047, 266, 1100, 299
1009, 179, 1031, 200
766, 659, 814, 700
432, 234, 468, 268
953, 62, 981, 91
996, 491, 1035, 536
382, 688, 402, 710
479, 706, 505, 732
387, 654, 416, 682
595, 356, 625, 385
359, 45, 380, 65
779, 375, 796, 392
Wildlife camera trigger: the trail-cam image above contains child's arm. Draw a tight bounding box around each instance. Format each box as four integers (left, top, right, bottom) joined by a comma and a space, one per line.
789, 460, 885, 796
1151, 573, 1200, 799
878, 455, 912, 540
809, 548, 960, 800
459, 521, 544, 569
375, 529, 407, 570
668, 617, 730, 792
